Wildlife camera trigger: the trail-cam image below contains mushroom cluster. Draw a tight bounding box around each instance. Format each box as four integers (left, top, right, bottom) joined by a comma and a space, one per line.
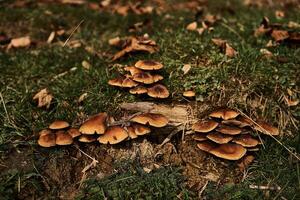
192, 108, 279, 161
108, 60, 170, 98
37, 112, 169, 147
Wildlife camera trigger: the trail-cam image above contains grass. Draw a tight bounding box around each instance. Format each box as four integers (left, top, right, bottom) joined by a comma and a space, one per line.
0, 0, 299, 199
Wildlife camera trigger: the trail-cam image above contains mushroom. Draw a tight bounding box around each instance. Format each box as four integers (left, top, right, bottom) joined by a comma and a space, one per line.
209, 109, 239, 120
206, 132, 233, 144
98, 126, 128, 144
192, 120, 219, 133
49, 120, 69, 130
254, 121, 279, 136
108, 76, 138, 88
147, 84, 169, 98
197, 141, 218, 152
124, 66, 143, 75
193, 134, 208, 142
126, 126, 138, 139
55, 130, 73, 145
67, 128, 81, 138
131, 113, 169, 127
232, 134, 259, 147
38, 129, 56, 147
132, 72, 163, 84
209, 143, 247, 160
79, 112, 107, 134
216, 125, 242, 135
183, 90, 195, 98
131, 123, 151, 135
78, 135, 97, 143
135, 60, 163, 70
129, 86, 148, 95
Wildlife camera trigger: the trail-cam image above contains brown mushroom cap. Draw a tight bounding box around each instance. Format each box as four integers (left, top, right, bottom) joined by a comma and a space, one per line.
127, 126, 138, 139
124, 66, 143, 75
197, 141, 218, 152
209, 109, 239, 120
55, 131, 73, 145
224, 109, 239, 120
108, 76, 138, 88
133, 72, 156, 84
236, 116, 253, 127
232, 134, 259, 147
135, 60, 163, 70
206, 132, 233, 144
79, 112, 107, 134
78, 135, 97, 143
98, 126, 128, 144
147, 84, 169, 98
129, 86, 148, 95
38, 129, 56, 147
49, 120, 70, 130
210, 143, 247, 160
183, 90, 195, 97
254, 121, 279, 136
193, 134, 208, 142
67, 128, 81, 138
132, 123, 151, 135
131, 113, 169, 127
192, 120, 219, 133
216, 125, 242, 135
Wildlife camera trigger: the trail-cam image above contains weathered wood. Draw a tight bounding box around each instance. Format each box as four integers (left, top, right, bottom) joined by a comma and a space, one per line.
120, 101, 196, 125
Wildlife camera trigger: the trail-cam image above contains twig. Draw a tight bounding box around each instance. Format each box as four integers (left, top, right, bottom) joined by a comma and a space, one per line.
159, 124, 184, 147
0, 92, 10, 123
63, 20, 84, 47
52, 67, 77, 80
236, 108, 300, 161
74, 145, 98, 162
198, 181, 209, 198
249, 184, 281, 191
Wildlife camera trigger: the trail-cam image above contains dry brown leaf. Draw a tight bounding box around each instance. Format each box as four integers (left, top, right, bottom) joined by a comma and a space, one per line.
182, 64, 191, 75
225, 43, 237, 58
211, 38, 226, 47
78, 93, 88, 103
237, 155, 255, 171
112, 36, 158, 61
271, 30, 289, 42
254, 25, 272, 37
33, 88, 53, 109
275, 10, 285, 19
260, 48, 273, 58
288, 21, 300, 29
266, 40, 276, 47
47, 31, 55, 44
212, 38, 237, 58
10, 36, 31, 48
186, 22, 197, 31
108, 37, 121, 46
115, 5, 130, 16
82, 60, 91, 70
284, 96, 299, 107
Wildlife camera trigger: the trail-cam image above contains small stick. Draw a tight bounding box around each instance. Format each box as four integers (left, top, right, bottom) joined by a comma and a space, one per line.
63, 20, 84, 47
0, 92, 10, 123
198, 181, 209, 198
249, 184, 281, 191
52, 67, 77, 80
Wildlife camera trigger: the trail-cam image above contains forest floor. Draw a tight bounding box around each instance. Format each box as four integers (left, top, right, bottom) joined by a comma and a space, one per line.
0, 0, 299, 199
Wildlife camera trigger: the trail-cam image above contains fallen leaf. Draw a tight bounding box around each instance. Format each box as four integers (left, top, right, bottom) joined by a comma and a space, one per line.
182, 64, 191, 75
266, 40, 276, 47
112, 36, 158, 61
115, 5, 130, 16
212, 38, 237, 58
260, 48, 273, 58
47, 31, 55, 44
288, 21, 300, 29
10, 36, 31, 48
196, 27, 205, 35
225, 43, 237, 58
186, 22, 197, 31
237, 155, 255, 171
275, 10, 285, 19
33, 88, 53, 109
108, 37, 121, 46
254, 25, 272, 37
82, 60, 91, 70
284, 96, 299, 107
271, 30, 289, 42
78, 93, 88, 103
